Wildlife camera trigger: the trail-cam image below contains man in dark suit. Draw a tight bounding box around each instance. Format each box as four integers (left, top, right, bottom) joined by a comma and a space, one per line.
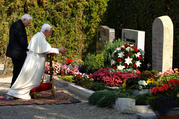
6, 14, 32, 87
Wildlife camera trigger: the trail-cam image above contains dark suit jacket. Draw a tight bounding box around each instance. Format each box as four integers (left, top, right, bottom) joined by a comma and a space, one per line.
6, 20, 28, 59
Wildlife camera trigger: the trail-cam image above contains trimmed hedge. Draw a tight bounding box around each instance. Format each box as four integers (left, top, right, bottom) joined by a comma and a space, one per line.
0, 0, 109, 63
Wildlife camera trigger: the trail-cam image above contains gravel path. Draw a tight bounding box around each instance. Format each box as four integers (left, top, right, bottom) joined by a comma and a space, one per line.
0, 76, 137, 119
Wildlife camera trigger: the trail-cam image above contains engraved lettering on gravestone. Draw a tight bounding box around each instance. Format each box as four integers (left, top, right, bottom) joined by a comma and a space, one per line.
122, 29, 145, 55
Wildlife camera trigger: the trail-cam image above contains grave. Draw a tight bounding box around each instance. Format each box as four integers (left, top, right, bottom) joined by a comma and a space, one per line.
152, 15, 173, 72
96, 25, 115, 53
121, 29, 145, 54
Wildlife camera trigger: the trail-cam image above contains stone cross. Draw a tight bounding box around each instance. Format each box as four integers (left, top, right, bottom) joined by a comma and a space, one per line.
152, 15, 174, 72
96, 25, 115, 53
121, 29, 145, 55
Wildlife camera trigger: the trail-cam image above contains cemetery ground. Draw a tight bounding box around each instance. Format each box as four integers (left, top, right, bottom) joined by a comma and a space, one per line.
0, 75, 136, 119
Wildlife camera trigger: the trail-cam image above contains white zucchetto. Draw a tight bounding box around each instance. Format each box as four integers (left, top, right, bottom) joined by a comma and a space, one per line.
40, 24, 52, 32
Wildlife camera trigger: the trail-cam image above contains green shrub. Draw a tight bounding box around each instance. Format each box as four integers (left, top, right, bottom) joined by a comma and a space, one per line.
135, 93, 151, 105
0, 0, 109, 63
76, 79, 94, 89
103, 39, 125, 67
89, 90, 117, 107
88, 89, 133, 107
83, 52, 104, 73
89, 82, 107, 91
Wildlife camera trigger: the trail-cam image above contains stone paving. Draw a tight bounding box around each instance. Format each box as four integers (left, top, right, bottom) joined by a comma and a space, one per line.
0, 75, 137, 119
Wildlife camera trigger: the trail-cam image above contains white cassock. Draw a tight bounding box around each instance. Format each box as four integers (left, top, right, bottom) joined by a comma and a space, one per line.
7, 32, 59, 100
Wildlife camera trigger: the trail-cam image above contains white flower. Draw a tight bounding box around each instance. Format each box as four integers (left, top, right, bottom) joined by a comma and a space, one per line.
111, 59, 116, 65
118, 52, 124, 58
135, 52, 141, 57
130, 44, 134, 47
138, 80, 147, 86
125, 57, 132, 65
117, 65, 125, 70
136, 61, 141, 67
82, 73, 88, 78
126, 47, 131, 52
116, 47, 121, 51
121, 45, 125, 48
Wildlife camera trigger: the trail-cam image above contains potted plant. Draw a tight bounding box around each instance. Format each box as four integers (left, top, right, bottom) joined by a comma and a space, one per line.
148, 79, 179, 118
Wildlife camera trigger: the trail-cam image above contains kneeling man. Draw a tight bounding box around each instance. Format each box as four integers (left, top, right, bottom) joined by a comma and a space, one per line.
7, 24, 65, 100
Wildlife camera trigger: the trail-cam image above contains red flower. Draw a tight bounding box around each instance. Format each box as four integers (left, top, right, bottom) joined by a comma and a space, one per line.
132, 46, 138, 52
124, 44, 129, 48
89, 74, 93, 78
163, 84, 170, 91
133, 64, 137, 68
124, 63, 128, 67
121, 47, 125, 51
152, 87, 159, 95
77, 74, 82, 78
138, 56, 142, 60
158, 86, 165, 92
66, 58, 73, 64
62, 70, 65, 75
125, 53, 130, 57
168, 79, 179, 86
112, 66, 117, 70
117, 58, 122, 62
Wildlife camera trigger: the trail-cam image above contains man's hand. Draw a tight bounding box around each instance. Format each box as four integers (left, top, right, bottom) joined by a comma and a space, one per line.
59, 47, 66, 54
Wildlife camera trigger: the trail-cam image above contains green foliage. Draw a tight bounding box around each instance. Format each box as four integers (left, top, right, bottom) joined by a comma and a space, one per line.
83, 52, 104, 73
143, 70, 158, 77
88, 90, 117, 107
158, 73, 179, 84
135, 93, 151, 105
88, 89, 133, 107
75, 78, 94, 89
89, 82, 107, 91
59, 75, 74, 83
103, 38, 125, 67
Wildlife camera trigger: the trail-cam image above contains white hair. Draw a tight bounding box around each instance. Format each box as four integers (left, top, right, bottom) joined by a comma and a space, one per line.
41, 24, 52, 32
21, 14, 32, 21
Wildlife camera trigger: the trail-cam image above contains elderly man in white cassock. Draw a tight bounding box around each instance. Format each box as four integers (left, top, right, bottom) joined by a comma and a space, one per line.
6, 24, 65, 100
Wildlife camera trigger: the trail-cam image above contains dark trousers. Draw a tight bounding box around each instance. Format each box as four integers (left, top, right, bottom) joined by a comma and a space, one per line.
11, 57, 26, 87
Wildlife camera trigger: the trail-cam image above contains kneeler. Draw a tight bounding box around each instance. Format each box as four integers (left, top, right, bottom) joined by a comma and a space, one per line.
30, 53, 56, 98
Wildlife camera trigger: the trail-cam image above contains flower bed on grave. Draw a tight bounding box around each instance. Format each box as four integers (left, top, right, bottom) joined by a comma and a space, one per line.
44, 43, 146, 90
148, 69, 179, 117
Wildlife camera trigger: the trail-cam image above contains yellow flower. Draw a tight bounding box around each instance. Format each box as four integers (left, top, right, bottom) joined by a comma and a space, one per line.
147, 78, 159, 85
122, 80, 127, 88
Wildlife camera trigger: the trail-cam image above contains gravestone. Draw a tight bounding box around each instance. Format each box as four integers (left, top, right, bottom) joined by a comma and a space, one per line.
96, 26, 115, 53
152, 16, 173, 72
121, 29, 145, 54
